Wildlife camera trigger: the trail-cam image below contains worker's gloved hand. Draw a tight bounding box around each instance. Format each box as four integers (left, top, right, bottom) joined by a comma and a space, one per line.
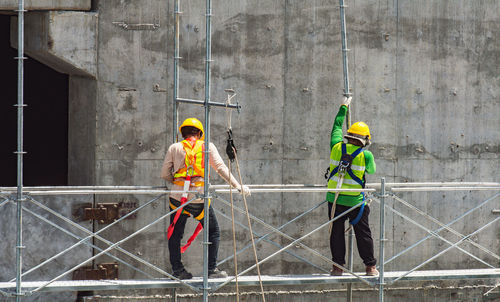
341, 96, 352, 107
239, 185, 251, 197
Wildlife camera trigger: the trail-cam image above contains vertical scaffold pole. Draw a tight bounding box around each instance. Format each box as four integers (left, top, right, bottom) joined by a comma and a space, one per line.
15, 0, 26, 301
339, 0, 351, 127
340, 3, 353, 300
346, 228, 354, 302
173, 0, 180, 143
378, 178, 386, 302
203, 0, 212, 300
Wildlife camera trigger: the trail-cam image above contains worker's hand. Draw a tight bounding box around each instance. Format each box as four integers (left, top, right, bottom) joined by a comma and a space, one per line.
341, 96, 352, 107
239, 185, 251, 197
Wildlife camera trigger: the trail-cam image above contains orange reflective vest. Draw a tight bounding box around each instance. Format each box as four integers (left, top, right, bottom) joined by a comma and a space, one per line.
173, 139, 205, 186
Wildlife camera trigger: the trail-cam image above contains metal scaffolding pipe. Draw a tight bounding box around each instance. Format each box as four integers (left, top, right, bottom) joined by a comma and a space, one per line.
0, 182, 496, 192
216, 200, 329, 272
17, 194, 161, 279
213, 201, 373, 291
26, 189, 189, 195
378, 178, 386, 302
215, 188, 376, 193
391, 193, 500, 261
202, 1, 213, 300
339, 0, 351, 127
211, 182, 500, 189
176, 97, 240, 109
390, 186, 500, 192
21, 205, 155, 279
20, 195, 200, 292
1, 186, 169, 191
372, 197, 497, 268
389, 217, 500, 285
371, 182, 500, 188
23, 197, 199, 291
214, 208, 328, 273
30, 197, 203, 294
15, 0, 26, 300
346, 228, 354, 302
173, 0, 180, 143
0, 197, 11, 209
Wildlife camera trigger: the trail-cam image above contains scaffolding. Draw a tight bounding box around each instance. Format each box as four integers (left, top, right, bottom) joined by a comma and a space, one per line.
4, 0, 500, 301
1, 183, 499, 301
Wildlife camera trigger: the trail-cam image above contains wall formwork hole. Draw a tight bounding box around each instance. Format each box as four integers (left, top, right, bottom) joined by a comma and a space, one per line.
0, 15, 69, 186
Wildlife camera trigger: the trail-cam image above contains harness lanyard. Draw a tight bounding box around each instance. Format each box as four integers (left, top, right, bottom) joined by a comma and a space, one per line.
167, 163, 206, 253
180, 220, 203, 253
167, 167, 193, 239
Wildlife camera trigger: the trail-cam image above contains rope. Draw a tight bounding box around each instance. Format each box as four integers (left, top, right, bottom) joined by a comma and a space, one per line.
233, 151, 266, 302
227, 160, 240, 302
328, 174, 344, 234
225, 90, 240, 302
225, 90, 265, 302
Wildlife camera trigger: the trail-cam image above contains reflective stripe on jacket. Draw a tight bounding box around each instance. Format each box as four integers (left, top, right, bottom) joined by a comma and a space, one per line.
327, 142, 365, 196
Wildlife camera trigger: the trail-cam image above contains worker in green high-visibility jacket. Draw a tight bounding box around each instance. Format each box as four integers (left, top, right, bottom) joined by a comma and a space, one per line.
326, 96, 378, 276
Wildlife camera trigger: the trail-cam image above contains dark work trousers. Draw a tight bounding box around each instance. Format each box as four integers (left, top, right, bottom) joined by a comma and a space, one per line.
328, 202, 376, 267
168, 198, 220, 273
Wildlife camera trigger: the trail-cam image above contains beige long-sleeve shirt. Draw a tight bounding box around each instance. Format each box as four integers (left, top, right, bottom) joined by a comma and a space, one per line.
161, 141, 240, 203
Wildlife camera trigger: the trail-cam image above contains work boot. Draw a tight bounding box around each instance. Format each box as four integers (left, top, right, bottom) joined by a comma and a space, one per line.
208, 268, 228, 278
330, 265, 343, 276
173, 268, 193, 280
365, 265, 379, 276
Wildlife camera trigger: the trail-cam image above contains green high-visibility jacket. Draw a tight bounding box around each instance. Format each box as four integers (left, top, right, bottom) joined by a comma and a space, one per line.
326, 105, 376, 206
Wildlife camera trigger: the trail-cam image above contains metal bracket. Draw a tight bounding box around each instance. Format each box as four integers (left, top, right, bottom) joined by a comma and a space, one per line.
83, 203, 120, 224
153, 83, 167, 92
73, 263, 119, 280
112, 21, 160, 31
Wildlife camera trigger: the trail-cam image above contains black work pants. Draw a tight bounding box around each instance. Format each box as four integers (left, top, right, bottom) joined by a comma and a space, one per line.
168, 198, 220, 272
328, 202, 376, 267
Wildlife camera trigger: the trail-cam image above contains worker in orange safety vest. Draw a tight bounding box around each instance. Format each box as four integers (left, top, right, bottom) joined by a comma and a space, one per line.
161, 118, 250, 280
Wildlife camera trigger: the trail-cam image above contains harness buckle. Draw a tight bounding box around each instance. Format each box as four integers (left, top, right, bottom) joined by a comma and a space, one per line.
339, 153, 353, 173
186, 165, 195, 177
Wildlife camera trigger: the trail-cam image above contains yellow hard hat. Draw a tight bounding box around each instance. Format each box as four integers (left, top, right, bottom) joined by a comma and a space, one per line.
347, 122, 371, 139
179, 118, 204, 140
345, 122, 371, 146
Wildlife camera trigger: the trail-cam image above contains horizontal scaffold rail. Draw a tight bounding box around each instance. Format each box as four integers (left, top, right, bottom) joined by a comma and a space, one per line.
1, 182, 499, 195
0, 269, 498, 293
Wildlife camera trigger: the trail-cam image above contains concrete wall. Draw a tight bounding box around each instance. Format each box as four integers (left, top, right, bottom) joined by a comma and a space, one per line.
11, 11, 97, 77
0, 0, 90, 11
1, 0, 499, 301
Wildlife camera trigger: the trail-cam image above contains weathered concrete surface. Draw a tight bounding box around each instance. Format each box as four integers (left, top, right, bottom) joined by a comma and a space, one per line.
10, 11, 97, 77
0, 0, 90, 11
2, 0, 499, 301
69, 76, 97, 185
89, 0, 171, 281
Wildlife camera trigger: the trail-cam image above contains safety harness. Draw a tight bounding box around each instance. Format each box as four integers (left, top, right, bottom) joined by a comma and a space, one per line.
328, 143, 366, 226
167, 138, 208, 253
